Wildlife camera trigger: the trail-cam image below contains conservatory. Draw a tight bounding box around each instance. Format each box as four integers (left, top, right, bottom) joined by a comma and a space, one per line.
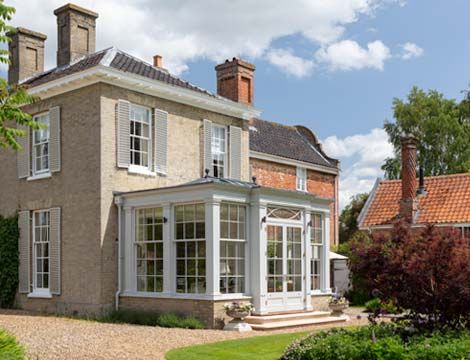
114, 177, 332, 319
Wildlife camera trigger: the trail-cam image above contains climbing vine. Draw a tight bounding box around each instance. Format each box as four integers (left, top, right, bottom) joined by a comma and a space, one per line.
0, 215, 19, 308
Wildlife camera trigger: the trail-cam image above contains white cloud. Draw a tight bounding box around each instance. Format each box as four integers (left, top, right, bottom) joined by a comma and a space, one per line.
315, 40, 391, 71
322, 128, 393, 209
266, 48, 314, 78
401, 42, 424, 60
5, 0, 404, 75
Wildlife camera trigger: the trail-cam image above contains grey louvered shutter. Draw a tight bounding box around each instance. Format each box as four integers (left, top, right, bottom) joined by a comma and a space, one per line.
17, 125, 30, 179
154, 109, 168, 174
203, 119, 213, 176
229, 126, 242, 180
117, 100, 130, 168
18, 211, 30, 293
49, 106, 61, 173
49, 207, 61, 295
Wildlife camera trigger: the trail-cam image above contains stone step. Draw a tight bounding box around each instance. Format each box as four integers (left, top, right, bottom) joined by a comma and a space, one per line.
245, 311, 332, 324
248, 315, 348, 330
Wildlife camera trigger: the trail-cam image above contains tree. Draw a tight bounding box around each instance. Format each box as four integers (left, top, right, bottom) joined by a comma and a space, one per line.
381, 86, 470, 179
339, 193, 368, 244
349, 221, 470, 329
0, 1, 39, 150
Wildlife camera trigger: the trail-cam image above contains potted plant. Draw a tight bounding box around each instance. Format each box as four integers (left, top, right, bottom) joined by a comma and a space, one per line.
223, 301, 254, 332
328, 295, 349, 316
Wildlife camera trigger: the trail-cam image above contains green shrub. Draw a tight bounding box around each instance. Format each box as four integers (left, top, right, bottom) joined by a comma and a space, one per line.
0, 215, 19, 308
101, 310, 204, 329
281, 325, 470, 360
365, 298, 400, 315
0, 328, 24, 360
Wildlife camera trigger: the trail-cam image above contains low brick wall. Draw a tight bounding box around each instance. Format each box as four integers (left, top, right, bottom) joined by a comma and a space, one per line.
119, 296, 250, 329
311, 294, 331, 311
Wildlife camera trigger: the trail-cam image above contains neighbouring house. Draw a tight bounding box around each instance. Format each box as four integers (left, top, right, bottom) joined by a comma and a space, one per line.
0, 4, 341, 328
358, 135, 470, 235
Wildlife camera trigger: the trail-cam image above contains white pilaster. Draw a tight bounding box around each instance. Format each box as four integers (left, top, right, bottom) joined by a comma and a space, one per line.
321, 212, 331, 293
162, 203, 171, 294
304, 211, 313, 310
123, 206, 135, 292
205, 200, 221, 296
250, 201, 268, 314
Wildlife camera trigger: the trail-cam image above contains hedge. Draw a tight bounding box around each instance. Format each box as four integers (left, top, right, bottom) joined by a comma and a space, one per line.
0, 215, 19, 308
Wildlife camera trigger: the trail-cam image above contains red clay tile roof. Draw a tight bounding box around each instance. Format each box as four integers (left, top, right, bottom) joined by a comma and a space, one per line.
361, 172, 470, 227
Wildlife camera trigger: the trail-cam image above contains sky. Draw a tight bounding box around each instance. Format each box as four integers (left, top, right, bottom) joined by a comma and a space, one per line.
3, 0, 470, 209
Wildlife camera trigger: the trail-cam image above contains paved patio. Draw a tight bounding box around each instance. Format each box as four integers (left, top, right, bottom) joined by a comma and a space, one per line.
0, 308, 367, 360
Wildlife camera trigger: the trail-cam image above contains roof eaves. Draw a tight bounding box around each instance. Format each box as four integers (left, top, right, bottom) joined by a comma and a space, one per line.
357, 177, 382, 229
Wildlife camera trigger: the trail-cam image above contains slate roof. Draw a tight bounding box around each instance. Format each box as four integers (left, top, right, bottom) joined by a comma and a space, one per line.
249, 118, 338, 169
360, 173, 470, 227
22, 47, 214, 97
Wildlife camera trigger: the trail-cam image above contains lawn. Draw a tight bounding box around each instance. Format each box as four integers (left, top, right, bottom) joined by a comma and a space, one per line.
165, 331, 309, 360
0, 328, 24, 360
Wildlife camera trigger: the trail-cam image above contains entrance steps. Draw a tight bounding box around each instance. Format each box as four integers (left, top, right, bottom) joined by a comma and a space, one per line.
245, 310, 348, 330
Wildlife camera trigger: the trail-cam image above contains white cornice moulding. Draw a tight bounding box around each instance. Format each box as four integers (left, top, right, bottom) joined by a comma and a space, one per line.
27, 65, 262, 121
250, 151, 340, 175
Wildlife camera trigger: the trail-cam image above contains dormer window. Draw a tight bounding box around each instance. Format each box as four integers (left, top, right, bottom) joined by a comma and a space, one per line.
211, 125, 227, 178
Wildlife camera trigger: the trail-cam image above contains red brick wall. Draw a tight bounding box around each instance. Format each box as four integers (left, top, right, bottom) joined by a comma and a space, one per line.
250, 158, 339, 245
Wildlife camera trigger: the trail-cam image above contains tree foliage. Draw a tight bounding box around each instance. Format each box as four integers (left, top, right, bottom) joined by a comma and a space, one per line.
0, 214, 18, 308
339, 193, 368, 244
382, 86, 470, 179
349, 221, 470, 329
0, 0, 39, 150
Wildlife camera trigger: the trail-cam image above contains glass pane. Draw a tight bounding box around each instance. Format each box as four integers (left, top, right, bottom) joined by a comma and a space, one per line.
229, 206, 237, 221
220, 222, 228, 239
137, 276, 145, 291
185, 223, 195, 239
198, 259, 205, 276
184, 205, 195, 221
197, 241, 206, 257
155, 242, 163, 257
220, 204, 228, 221
176, 223, 184, 239
147, 276, 155, 292
176, 242, 185, 258
230, 223, 238, 239
197, 278, 206, 294
156, 260, 163, 276
187, 241, 196, 257
187, 260, 196, 276
155, 277, 163, 292
187, 277, 196, 293
176, 260, 185, 276
176, 277, 185, 293
196, 222, 205, 239
175, 206, 184, 222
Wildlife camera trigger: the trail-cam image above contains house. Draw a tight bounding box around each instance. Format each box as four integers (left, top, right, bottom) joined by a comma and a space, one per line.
358, 135, 470, 235
0, 4, 341, 328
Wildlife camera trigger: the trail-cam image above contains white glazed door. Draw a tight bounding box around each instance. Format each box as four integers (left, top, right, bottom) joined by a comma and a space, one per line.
266, 224, 304, 312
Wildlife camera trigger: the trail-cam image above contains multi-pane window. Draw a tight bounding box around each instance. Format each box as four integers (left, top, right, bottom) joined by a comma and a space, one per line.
33, 210, 50, 290
286, 227, 302, 292
220, 204, 246, 294
267, 225, 283, 293
175, 204, 206, 294
136, 208, 164, 292
130, 104, 151, 168
33, 113, 50, 174
296, 167, 307, 192
212, 125, 226, 178
310, 214, 323, 290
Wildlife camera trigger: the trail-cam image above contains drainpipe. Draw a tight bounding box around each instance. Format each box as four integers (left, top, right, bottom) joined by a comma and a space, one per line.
115, 197, 122, 311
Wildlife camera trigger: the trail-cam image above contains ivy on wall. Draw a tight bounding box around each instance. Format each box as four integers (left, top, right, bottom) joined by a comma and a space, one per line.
0, 215, 19, 308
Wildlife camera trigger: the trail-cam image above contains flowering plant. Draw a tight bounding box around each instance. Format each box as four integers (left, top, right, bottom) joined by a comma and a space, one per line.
329, 295, 349, 306
223, 301, 254, 313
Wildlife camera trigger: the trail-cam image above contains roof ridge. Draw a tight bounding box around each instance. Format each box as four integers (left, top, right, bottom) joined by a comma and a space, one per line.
380, 172, 470, 184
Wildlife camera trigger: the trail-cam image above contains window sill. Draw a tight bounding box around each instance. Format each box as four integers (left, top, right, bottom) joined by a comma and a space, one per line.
27, 172, 52, 181
128, 165, 156, 177
27, 290, 52, 299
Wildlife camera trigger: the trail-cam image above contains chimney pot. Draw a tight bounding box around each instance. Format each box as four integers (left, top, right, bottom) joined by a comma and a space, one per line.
54, 3, 98, 67
153, 55, 163, 68
215, 58, 255, 105
8, 27, 47, 85
399, 135, 418, 222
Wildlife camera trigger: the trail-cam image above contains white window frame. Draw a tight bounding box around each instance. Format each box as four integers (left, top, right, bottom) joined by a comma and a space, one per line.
219, 203, 247, 295
211, 124, 227, 178
135, 207, 164, 293
31, 210, 51, 297
296, 167, 307, 192
32, 112, 50, 176
174, 203, 206, 294
310, 213, 323, 292
129, 104, 152, 172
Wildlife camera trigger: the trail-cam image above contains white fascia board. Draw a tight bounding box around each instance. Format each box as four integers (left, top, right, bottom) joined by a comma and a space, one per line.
28, 65, 262, 121
357, 177, 381, 229
250, 151, 339, 175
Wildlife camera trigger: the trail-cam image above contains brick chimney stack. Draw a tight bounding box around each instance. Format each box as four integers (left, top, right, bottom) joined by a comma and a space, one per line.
215, 58, 255, 105
54, 3, 98, 67
8, 27, 47, 85
399, 135, 418, 222
153, 55, 163, 68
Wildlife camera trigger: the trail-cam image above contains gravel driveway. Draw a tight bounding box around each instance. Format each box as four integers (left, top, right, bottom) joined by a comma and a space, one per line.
0, 308, 367, 360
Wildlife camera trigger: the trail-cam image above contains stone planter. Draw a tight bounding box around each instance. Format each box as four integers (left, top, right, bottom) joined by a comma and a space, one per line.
329, 302, 348, 316
224, 310, 252, 332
